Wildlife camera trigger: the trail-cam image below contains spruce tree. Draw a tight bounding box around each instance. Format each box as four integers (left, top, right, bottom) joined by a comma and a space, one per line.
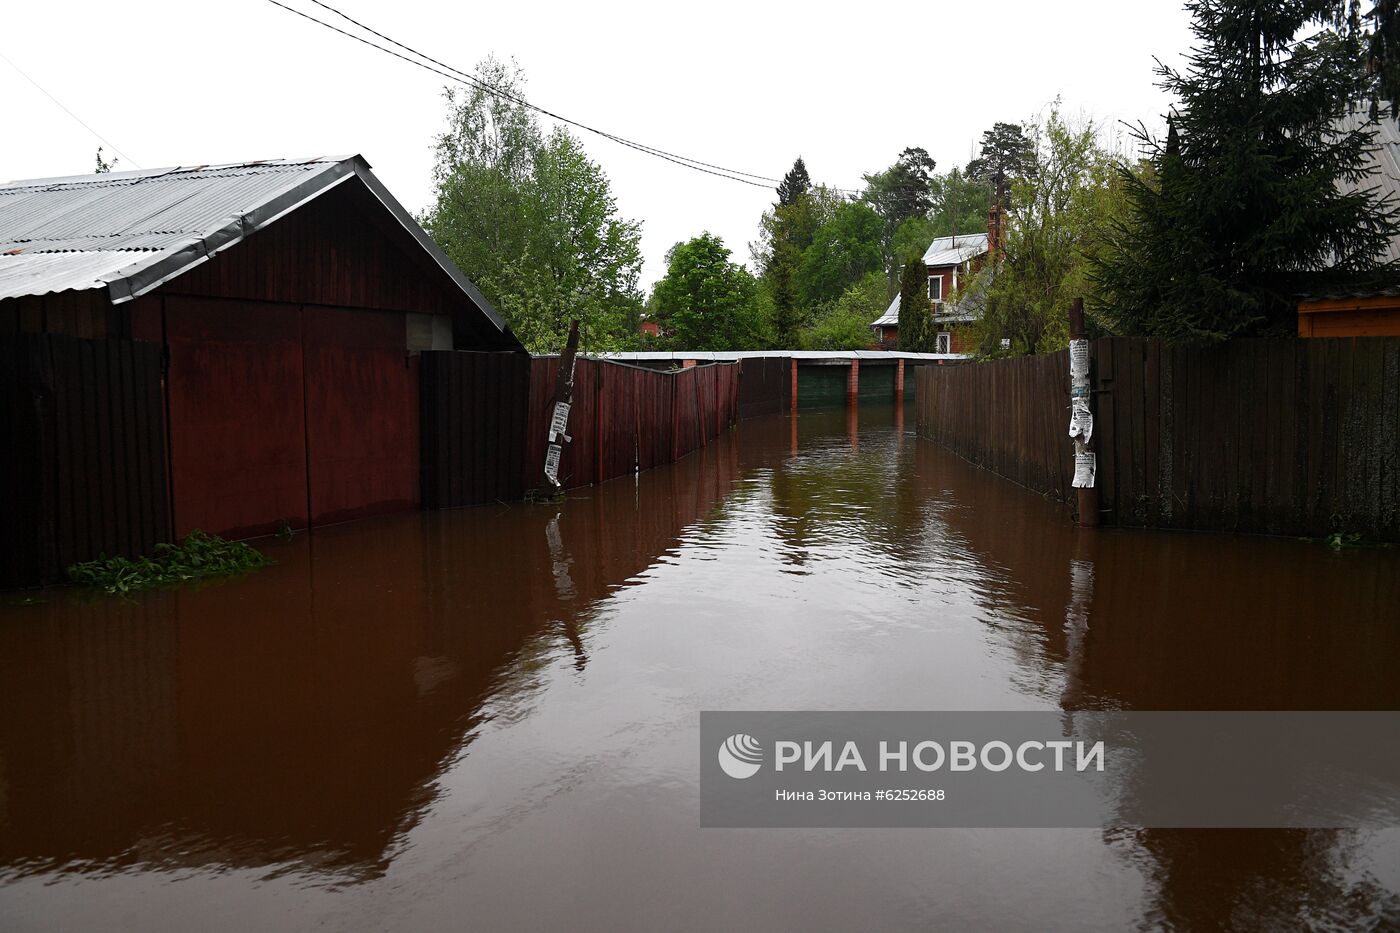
776, 157, 811, 207
898, 255, 927, 351
768, 157, 816, 345
1095, 0, 1400, 341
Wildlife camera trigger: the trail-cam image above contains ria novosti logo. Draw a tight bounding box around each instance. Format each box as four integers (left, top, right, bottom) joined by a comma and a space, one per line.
718, 733, 764, 779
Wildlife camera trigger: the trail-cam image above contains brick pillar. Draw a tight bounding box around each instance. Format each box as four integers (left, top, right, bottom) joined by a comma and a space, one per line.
790, 358, 798, 413
846, 358, 859, 404
893, 358, 905, 401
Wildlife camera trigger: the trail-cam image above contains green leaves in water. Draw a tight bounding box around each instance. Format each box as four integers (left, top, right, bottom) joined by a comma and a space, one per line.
66, 530, 273, 595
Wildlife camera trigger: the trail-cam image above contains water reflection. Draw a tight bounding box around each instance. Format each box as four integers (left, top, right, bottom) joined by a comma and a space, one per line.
1, 405, 1397, 931
0, 439, 745, 884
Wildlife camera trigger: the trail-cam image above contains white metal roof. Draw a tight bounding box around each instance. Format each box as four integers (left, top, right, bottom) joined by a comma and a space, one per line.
872, 293, 900, 327
923, 232, 988, 268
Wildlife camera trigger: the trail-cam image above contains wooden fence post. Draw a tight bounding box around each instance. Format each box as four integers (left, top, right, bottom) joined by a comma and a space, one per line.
1069, 298, 1100, 526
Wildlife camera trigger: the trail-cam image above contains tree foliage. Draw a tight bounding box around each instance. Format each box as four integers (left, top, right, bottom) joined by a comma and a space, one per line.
972, 106, 1129, 355
651, 233, 771, 350
863, 147, 938, 297
898, 256, 930, 351
752, 161, 842, 345
966, 121, 1037, 194
777, 156, 812, 206
424, 57, 644, 353
800, 272, 886, 350
795, 201, 885, 306
1094, 0, 1400, 341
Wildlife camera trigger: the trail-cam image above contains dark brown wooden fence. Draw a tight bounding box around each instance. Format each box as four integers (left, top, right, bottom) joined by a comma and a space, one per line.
524, 358, 740, 491
1, 335, 169, 587
420, 353, 741, 507
419, 351, 531, 508
915, 350, 1074, 503
917, 337, 1400, 541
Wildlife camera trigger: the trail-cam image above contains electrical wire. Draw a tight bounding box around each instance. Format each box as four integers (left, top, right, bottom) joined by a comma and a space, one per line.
0, 47, 141, 169
265, 0, 906, 202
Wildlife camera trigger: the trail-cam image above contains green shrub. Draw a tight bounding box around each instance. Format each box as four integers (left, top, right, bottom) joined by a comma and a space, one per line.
66, 531, 273, 595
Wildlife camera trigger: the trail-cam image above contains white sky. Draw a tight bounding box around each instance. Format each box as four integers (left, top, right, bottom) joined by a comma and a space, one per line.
1, 0, 1194, 290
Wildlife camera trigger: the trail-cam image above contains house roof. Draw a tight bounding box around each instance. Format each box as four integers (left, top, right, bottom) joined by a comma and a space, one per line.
0, 156, 513, 339
1336, 107, 1400, 265
923, 232, 988, 267
873, 293, 900, 327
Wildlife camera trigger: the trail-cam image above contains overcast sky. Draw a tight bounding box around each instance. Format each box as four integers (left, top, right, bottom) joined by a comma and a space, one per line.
3, 0, 1194, 290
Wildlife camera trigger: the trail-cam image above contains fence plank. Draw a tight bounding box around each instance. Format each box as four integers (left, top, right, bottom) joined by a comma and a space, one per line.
915, 336, 1400, 542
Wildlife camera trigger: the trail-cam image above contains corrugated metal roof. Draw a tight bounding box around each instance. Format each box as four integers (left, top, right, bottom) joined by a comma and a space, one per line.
923, 232, 988, 267
0, 156, 515, 344
0, 159, 341, 298
1336, 107, 1400, 265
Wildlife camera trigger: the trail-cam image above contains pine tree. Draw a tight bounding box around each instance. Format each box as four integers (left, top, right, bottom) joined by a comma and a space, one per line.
898, 256, 927, 351
966, 122, 1037, 193
1095, 0, 1400, 341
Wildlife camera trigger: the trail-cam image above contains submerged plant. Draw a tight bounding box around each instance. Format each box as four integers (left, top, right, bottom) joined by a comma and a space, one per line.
66, 531, 273, 595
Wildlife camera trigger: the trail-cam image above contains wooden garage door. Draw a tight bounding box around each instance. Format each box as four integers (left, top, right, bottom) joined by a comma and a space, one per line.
165, 296, 309, 539
302, 305, 419, 526
165, 298, 419, 538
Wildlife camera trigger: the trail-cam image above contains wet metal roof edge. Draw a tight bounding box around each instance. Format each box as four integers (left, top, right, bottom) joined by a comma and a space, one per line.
2, 156, 514, 343
106, 159, 358, 303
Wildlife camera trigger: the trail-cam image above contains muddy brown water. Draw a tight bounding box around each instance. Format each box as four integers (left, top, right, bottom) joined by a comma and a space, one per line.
1, 405, 1398, 932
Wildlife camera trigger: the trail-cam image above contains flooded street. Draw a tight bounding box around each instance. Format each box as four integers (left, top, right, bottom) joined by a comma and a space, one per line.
2, 404, 1399, 931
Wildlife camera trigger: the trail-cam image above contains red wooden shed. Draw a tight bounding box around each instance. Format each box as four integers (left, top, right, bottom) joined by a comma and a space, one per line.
0, 156, 522, 544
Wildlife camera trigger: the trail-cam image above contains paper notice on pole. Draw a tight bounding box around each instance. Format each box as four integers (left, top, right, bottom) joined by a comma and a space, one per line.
548, 402, 571, 443
1072, 445, 1096, 489
1068, 402, 1094, 445
544, 443, 562, 485
1069, 339, 1090, 378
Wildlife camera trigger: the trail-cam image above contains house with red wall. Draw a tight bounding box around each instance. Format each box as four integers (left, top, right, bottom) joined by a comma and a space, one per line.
871, 205, 1005, 353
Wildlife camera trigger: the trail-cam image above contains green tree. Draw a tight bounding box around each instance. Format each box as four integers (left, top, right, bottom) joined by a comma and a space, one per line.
777, 156, 812, 206
423, 57, 644, 352
795, 201, 885, 306
94, 148, 117, 174
898, 255, 929, 351
863, 147, 938, 297
972, 105, 1128, 355
927, 167, 991, 238
652, 233, 770, 349
1094, 0, 1400, 341
752, 165, 842, 345
800, 272, 886, 350
966, 121, 1038, 194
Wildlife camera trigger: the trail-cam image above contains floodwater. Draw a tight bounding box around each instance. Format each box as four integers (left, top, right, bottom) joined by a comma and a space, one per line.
2, 405, 1399, 932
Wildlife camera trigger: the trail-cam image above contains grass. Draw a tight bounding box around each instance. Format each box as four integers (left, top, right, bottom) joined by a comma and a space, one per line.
66, 531, 274, 595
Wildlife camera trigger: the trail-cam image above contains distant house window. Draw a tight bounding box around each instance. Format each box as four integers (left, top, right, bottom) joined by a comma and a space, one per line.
936, 333, 951, 354
928, 275, 943, 302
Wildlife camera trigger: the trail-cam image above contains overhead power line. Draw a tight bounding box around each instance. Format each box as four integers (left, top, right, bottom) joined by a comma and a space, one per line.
0, 47, 141, 169
265, 0, 781, 189
266, 0, 891, 201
